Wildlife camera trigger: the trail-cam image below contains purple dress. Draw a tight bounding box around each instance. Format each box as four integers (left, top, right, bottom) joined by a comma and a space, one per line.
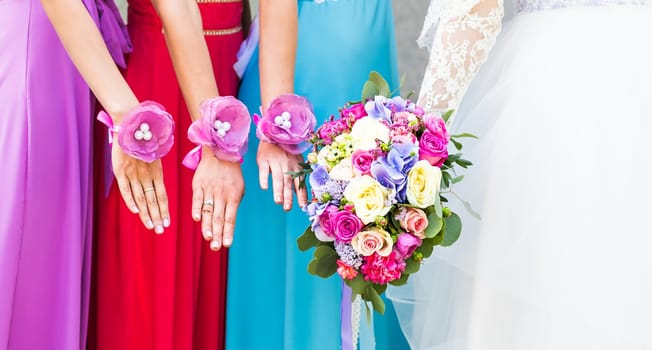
0, 0, 129, 348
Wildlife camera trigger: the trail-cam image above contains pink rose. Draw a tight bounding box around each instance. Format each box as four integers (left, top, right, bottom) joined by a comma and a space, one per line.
341, 102, 368, 120
331, 210, 364, 243
351, 150, 375, 175
419, 130, 449, 167
396, 233, 422, 258
105, 101, 175, 163
318, 204, 339, 238
424, 115, 449, 140
399, 207, 428, 239
351, 227, 393, 257
360, 250, 406, 284
255, 94, 316, 154
336, 260, 358, 280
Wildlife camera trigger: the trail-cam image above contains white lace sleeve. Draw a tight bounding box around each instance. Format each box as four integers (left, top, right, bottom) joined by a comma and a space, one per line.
417, 0, 505, 116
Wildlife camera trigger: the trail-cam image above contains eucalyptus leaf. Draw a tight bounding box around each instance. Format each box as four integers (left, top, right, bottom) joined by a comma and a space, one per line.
417, 236, 437, 257
361, 81, 380, 102
348, 274, 371, 295
389, 274, 409, 286
424, 210, 443, 239
404, 258, 421, 274
441, 213, 462, 247
307, 245, 338, 277
297, 225, 319, 252
368, 71, 391, 98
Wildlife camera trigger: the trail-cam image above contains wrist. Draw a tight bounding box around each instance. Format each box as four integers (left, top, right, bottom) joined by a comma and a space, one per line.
182, 96, 251, 170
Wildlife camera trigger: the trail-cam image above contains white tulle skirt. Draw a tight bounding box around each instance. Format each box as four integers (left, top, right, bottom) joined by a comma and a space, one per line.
388, 5, 652, 350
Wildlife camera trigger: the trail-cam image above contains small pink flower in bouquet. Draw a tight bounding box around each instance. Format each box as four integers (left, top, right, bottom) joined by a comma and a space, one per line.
340, 102, 368, 120
116, 101, 175, 162
187, 96, 251, 162
360, 250, 406, 285
317, 204, 339, 240
425, 114, 449, 140
331, 210, 364, 243
399, 207, 429, 239
255, 94, 316, 154
351, 150, 375, 176
395, 233, 422, 258
336, 260, 358, 280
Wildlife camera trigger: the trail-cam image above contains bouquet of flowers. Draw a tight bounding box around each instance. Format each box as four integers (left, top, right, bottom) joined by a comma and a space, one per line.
295, 72, 476, 314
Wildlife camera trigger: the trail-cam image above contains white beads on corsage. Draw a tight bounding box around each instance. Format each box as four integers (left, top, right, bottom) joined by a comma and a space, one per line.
134, 122, 153, 141
213, 120, 232, 137
274, 111, 292, 129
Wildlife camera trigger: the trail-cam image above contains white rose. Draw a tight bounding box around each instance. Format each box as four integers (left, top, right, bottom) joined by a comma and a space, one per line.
329, 157, 355, 181
349, 117, 390, 150
343, 175, 391, 224
406, 160, 442, 208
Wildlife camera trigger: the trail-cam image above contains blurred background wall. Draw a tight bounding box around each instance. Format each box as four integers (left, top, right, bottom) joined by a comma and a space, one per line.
115, 0, 430, 96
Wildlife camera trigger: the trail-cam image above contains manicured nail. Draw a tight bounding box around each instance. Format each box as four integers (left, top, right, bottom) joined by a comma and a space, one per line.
146, 219, 154, 229
155, 225, 164, 234
223, 237, 232, 247
163, 218, 170, 227
132, 206, 140, 213
193, 213, 200, 220
210, 240, 221, 251
204, 230, 212, 240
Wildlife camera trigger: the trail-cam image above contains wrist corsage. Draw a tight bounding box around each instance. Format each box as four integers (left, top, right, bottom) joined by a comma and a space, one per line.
254, 94, 317, 154
182, 96, 251, 169
97, 101, 175, 162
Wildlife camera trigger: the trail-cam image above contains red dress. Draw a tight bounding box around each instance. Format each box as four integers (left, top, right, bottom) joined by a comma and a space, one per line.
89, 1, 243, 349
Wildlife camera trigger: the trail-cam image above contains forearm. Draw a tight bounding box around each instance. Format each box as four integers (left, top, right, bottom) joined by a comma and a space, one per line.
153, 0, 219, 121
259, 0, 298, 109
39, 0, 139, 122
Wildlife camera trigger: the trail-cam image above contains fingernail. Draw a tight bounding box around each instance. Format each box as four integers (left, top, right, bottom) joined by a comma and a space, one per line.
155, 225, 164, 234
132, 206, 140, 213
210, 240, 221, 251
193, 213, 200, 220
204, 230, 212, 240
275, 196, 281, 203
146, 219, 154, 229
163, 218, 170, 227
223, 238, 232, 247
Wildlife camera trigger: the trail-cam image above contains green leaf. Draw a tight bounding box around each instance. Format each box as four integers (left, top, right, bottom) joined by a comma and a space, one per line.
450, 138, 463, 151
369, 71, 392, 97
451, 133, 479, 139
307, 245, 338, 278
297, 225, 319, 252
389, 274, 409, 286
418, 236, 438, 256
441, 212, 462, 247
347, 274, 371, 295
404, 258, 421, 274
372, 283, 388, 295
366, 286, 386, 315
451, 175, 465, 184
424, 209, 443, 239
361, 81, 380, 102
442, 110, 455, 123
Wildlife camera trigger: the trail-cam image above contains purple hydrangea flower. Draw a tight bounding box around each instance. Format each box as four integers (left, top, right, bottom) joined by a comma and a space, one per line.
335, 241, 363, 269
371, 143, 418, 201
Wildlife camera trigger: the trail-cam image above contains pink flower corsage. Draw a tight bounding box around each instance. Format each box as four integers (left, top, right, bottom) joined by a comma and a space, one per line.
97, 101, 175, 163
254, 94, 317, 154
182, 96, 251, 169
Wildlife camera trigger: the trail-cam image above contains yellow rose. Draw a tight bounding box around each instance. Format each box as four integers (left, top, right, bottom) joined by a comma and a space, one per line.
343, 175, 391, 224
406, 160, 441, 208
349, 117, 390, 150
351, 227, 393, 257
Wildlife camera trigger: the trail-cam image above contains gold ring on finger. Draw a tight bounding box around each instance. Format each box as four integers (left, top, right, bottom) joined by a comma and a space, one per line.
203, 199, 214, 206
144, 187, 155, 193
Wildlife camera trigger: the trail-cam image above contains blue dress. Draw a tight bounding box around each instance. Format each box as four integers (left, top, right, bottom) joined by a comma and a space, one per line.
227, 1, 408, 349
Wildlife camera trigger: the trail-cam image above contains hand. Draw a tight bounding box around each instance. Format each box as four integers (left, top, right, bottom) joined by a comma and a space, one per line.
191, 147, 244, 251
112, 143, 170, 233
256, 141, 308, 211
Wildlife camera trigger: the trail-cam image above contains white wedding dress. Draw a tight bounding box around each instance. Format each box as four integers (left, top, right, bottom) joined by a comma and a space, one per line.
387, 1, 652, 349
